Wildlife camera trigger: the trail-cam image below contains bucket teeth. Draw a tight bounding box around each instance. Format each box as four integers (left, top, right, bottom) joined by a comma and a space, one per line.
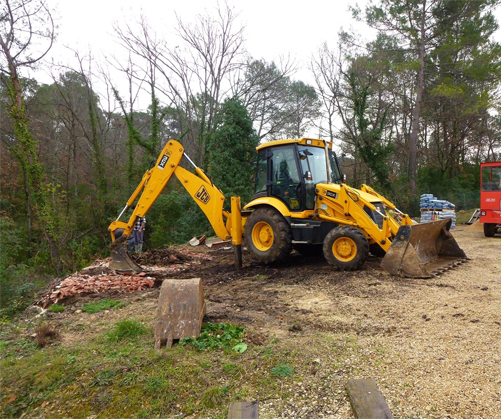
110, 241, 143, 273
428, 258, 468, 277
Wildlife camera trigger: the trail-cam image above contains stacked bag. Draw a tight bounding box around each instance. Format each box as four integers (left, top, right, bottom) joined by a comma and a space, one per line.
420, 194, 456, 229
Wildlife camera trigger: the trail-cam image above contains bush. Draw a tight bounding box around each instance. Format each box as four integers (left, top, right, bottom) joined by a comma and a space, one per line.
147, 185, 213, 248
0, 216, 45, 318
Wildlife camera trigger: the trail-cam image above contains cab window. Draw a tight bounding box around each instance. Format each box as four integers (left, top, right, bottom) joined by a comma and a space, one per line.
254, 149, 267, 194
482, 166, 501, 191
271, 146, 301, 210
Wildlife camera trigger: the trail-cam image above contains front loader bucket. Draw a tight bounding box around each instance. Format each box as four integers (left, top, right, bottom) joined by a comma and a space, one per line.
381, 218, 467, 278
110, 236, 143, 273
154, 278, 206, 349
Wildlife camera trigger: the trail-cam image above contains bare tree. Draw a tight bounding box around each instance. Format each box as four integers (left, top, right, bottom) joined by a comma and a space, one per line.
0, 0, 54, 106
310, 43, 342, 142
233, 57, 296, 140
114, 3, 246, 165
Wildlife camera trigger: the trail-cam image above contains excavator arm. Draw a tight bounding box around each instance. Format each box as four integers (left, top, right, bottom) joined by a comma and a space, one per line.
108, 139, 242, 272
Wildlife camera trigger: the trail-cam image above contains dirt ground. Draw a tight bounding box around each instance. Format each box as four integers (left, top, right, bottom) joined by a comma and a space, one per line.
42, 224, 501, 418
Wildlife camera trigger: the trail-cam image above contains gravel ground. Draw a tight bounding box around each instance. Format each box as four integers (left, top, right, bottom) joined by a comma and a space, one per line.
35, 224, 500, 419
241, 226, 501, 418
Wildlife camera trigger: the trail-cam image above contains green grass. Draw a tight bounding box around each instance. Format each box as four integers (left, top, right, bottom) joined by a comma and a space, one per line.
81, 298, 125, 314
455, 208, 477, 225
0, 316, 368, 419
48, 304, 65, 313
271, 362, 294, 377
106, 319, 148, 342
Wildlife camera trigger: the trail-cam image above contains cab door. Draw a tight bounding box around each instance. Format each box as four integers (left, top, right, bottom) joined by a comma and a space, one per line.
269, 145, 302, 211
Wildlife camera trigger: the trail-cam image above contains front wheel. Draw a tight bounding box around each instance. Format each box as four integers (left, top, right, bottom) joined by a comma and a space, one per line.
245, 207, 292, 263
323, 226, 369, 271
484, 223, 497, 237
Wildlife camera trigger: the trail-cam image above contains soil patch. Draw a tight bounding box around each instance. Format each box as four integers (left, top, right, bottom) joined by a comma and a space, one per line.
34, 228, 501, 418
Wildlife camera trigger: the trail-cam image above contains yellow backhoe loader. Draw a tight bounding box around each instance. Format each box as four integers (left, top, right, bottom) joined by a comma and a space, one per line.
109, 138, 467, 279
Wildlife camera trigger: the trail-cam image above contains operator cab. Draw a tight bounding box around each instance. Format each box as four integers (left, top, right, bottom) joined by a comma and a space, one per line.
252, 138, 343, 211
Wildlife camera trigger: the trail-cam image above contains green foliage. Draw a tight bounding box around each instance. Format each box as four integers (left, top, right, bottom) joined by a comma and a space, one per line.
48, 304, 65, 313
271, 363, 294, 378
106, 319, 148, 342
346, 70, 394, 192
0, 217, 46, 317
82, 299, 125, 314
180, 322, 245, 351
417, 164, 481, 211
206, 98, 260, 205
0, 216, 24, 271
147, 185, 213, 248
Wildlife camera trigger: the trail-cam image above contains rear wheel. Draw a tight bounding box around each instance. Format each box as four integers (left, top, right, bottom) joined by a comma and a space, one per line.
323, 226, 369, 270
484, 223, 497, 237
245, 207, 292, 263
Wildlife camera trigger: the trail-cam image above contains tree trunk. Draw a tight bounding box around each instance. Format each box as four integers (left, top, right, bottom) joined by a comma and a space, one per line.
408, 5, 427, 196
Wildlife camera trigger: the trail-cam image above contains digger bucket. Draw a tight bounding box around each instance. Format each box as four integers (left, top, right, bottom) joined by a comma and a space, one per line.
110, 235, 143, 273
381, 218, 467, 278
154, 278, 206, 350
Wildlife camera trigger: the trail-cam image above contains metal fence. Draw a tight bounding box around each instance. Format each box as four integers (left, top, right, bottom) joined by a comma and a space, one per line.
447, 190, 481, 211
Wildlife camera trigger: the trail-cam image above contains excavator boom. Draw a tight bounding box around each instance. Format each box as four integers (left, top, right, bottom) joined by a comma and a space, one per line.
108, 140, 242, 273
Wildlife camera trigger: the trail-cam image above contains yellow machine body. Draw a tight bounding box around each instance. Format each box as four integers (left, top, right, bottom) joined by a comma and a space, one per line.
109, 137, 466, 279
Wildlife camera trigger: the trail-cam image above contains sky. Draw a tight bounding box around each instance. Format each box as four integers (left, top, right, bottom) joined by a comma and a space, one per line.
51, 0, 367, 62
40, 0, 501, 112
46, 0, 371, 88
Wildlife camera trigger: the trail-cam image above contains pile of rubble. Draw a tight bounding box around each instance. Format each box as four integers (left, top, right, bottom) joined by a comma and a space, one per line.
37, 247, 214, 307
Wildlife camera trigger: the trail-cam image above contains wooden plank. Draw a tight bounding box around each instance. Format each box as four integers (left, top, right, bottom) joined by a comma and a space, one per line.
346, 378, 394, 419
227, 401, 259, 419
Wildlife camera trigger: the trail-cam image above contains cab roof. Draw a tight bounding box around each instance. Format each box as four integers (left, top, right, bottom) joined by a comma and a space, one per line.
256, 138, 328, 151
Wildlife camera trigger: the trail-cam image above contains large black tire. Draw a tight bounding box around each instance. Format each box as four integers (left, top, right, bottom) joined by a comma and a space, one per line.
323, 226, 369, 271
484, 223, 497, 237
245, 207, 293, 263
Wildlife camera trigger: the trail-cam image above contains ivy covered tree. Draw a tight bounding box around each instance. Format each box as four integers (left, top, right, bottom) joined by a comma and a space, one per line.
0, 0, 61, 269
345, 68, 394, 192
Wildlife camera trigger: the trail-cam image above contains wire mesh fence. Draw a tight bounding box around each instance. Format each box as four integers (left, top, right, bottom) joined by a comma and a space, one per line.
447, 190, 480, 211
